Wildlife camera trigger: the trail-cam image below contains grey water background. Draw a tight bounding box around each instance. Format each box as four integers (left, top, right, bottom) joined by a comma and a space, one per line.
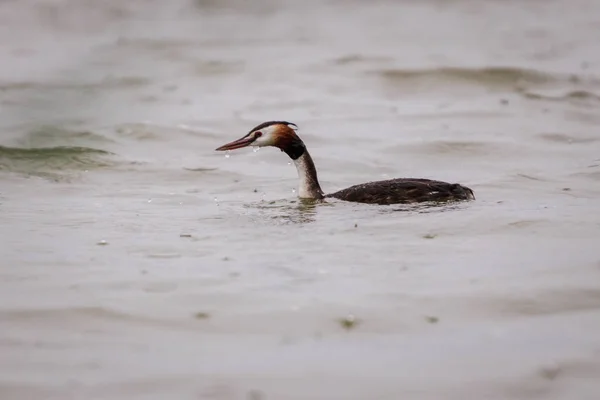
2, 0, 600, 399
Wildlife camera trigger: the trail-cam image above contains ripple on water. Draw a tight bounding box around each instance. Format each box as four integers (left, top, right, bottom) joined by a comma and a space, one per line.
15, 125, 115, 148
114, 122, 222, 141
520, 89, 600, 103
478, 287, 600, 318
242, 198, 321, 225
537, 133, 600, 144
0, 76, 151, 92
382, 140, 528, 160
0, 306, 194, 330
0, 145, 114, 180
373, 66, 556, 88
235, 195, 473, 226
371, 66, 600, 101
0, 124, 119, 180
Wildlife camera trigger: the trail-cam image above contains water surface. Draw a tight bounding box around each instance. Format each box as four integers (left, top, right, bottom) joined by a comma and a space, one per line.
2, 0, 600, 399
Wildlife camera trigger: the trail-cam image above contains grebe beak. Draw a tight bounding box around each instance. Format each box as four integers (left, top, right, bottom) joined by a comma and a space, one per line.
215, 135, 254, 151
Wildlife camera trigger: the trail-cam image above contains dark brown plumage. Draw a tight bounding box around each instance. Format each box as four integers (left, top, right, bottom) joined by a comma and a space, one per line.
325, 178, 475, 205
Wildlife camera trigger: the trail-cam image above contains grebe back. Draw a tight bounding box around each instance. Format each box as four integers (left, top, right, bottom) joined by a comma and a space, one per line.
215, 121, 474, 205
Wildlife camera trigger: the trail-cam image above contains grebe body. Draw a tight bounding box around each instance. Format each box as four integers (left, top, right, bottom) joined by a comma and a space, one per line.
215, 121, 475, 205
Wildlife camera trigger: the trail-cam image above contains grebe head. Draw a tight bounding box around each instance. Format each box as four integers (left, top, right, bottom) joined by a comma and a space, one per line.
215, 121, 305, 159
216, 120, 324, 199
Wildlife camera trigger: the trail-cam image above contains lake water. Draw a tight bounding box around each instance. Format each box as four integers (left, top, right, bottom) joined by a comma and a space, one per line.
2, 0, 600, 399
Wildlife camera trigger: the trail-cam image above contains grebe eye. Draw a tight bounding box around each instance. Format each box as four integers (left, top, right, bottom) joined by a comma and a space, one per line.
255, 131, 262, 137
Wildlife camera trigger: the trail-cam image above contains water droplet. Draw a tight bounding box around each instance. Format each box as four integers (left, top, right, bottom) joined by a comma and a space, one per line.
213, 197, 218, 202
147, 199, 152, 203
225, 153, 230, 158
253, 147, 260, 153
97, 240, 108, 246
287, 161, 292, 165
291, 188, 296, 193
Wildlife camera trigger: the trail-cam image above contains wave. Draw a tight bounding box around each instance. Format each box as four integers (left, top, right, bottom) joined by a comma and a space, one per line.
16, 125, 115, 148
519, 89, 600, 102
0, 145, 114, 180
0, 306, 188, 329
538, 133, 599, 144
370, 66, 600, 107
374, 66, 556, 87
0, 76, 150, 92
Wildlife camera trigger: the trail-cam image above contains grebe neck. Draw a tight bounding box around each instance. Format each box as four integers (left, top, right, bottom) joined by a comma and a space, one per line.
292, 150, 324, 200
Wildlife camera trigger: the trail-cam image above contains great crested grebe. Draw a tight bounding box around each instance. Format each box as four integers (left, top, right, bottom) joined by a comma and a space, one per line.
215, 121, 475, 205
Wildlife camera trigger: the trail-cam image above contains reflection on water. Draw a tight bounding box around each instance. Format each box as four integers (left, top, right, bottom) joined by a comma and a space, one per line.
242, 195, 476, 225
244, 198, 322, 224
386, 201, 473, 214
